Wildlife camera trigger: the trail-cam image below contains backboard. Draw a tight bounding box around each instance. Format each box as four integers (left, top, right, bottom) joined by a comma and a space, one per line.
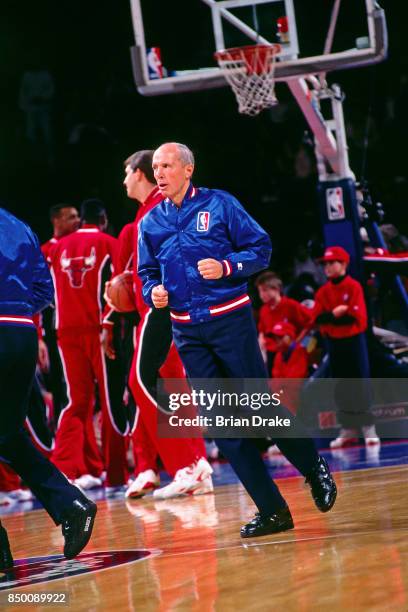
129, 0, 387, 97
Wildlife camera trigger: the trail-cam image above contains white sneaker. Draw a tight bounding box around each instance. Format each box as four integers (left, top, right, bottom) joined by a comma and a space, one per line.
125, 469, 160, 499
74, 474, 103, 490
153, 458, 213, 500
362, 425, 380, 446
364, 437, 381, 446
330, 429, 359, 449
365, 444, 381, 465
8, 489, 34, 502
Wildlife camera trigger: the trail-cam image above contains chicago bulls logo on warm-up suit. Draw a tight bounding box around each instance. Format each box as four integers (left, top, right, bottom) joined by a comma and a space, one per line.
50, 226, 128, 487
60, 247, 96, 288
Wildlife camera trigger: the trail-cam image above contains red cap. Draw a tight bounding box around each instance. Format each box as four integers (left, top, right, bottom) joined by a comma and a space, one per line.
271, 322, 296, 339
319, 246, 350, 264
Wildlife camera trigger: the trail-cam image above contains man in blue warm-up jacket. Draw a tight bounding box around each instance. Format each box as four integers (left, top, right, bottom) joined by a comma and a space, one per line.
0, 207, 97, 569
138, 142, 337, 538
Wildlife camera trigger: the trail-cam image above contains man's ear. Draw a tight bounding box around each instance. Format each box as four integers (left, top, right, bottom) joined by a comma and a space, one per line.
185, 164, 194, 180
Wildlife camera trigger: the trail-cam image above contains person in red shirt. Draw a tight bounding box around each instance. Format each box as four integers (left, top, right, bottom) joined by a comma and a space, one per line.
256, 272, 312, 374
272, 322, 309, 378
49, 199, 128, 491
313, 246, 379, 448
102, 151, 159, 494
40, 204, 81, 419
271, 321, 309, 414
106, 150, 211, 500
40, 204, 103, 490
42, 204, 81, 260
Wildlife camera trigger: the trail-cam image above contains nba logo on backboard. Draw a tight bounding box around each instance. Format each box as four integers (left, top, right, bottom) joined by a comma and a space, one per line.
326, 187, 345, 220
146, 47, 164, 80
197, 211, 210, 232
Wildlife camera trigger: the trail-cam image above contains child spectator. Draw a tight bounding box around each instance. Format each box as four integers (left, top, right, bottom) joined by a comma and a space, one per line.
313, 246, 380, 448
255, 272, 312, 373
271, 322, 309, 414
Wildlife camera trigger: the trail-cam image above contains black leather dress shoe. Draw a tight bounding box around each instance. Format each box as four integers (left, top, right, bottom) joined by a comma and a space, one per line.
240, 506, 294, 538
0, 524, 14, 571
306, 456, 337, 512
62, 499, 97, 559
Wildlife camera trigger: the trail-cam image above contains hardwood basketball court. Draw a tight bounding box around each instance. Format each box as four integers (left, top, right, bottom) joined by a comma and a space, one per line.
1, 444, 407, 610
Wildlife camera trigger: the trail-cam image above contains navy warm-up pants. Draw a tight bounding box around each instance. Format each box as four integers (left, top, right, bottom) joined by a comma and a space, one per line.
0, 325, 85, 524
172, 306, 319, 516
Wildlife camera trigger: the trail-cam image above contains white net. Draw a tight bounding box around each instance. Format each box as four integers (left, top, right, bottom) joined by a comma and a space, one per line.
215, 44, 281, 117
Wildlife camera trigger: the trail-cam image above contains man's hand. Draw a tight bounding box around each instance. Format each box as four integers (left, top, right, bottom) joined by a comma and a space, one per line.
103, 280, 116, 310
152, 284, 168, 308
38, 338, 50, 372
101, 327, 116, 359
332, 304, 348, 318
197, 258, 223, 280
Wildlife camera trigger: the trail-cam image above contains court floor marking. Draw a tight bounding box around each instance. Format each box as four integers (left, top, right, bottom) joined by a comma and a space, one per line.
5, 527, 407, 590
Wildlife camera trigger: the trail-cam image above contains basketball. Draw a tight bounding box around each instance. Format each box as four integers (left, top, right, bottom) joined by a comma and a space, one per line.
106, 271, 136, 312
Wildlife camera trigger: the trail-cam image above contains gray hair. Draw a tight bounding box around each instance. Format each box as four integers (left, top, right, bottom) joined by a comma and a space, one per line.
175, 143, 195, 166
157, 142, 194, 166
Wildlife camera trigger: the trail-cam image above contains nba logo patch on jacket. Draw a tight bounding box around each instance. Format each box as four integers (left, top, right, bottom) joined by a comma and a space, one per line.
197, 211, 210, 232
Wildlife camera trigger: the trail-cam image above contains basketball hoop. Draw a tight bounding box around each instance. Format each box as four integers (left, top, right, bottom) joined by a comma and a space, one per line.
214, 44, 281, 116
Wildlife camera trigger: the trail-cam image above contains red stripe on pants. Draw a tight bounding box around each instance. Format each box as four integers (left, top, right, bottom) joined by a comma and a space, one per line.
52, 331, 126, 485
131, 414, 158, 474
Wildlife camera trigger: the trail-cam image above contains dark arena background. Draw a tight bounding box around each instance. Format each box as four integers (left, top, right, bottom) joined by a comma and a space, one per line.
1, 0, 406, 246
0, 1, 408, 610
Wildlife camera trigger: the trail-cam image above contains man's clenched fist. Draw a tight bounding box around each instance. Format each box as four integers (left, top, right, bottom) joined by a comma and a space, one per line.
152, 284, 169, 308
197, 258, 223, 280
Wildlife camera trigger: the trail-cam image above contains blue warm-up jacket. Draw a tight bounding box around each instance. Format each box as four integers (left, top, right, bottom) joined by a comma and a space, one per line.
138, 183, 272, 324
0, 207, 54, 323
